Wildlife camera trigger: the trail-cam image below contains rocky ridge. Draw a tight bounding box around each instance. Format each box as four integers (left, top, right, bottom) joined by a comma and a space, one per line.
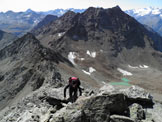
31, 15, 58, 34
0, 84, 161, 122
0, 30, 17, 50
0, 33, 70, 110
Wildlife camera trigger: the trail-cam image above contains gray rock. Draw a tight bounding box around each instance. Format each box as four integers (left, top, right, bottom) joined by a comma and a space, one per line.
144, 103, 162, 122
51, 92, 128, 122
129, 103, 145, 121
121, 86, 154, 107
121, 86, 152, 100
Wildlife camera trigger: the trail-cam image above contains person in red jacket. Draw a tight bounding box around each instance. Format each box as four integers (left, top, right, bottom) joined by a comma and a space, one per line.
64, 77, 82, 102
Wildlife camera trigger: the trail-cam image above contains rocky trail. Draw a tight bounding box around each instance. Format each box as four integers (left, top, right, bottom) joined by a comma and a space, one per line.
0, 84, 162, 122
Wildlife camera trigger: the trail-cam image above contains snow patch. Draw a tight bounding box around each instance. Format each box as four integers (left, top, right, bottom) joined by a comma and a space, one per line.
89, 67, 96, 73
133, 8, 151, 16
25, 14, 31, 18
68, 52, 77, 65
68, 52, 85, 64
80, 58, 85, 61
160, 14, 162, 18
128, 65, 149, 69
58, 32, 65, 37
139, 65, 149, 68
86, 50, 96, 58
117, 68, 133, 76
82, 70, 91, 75
130, 7, 161, 16
128, 65, 138, 69
152, 9, 160, 15
34, 19, 39, 24
82, 67, 96, 75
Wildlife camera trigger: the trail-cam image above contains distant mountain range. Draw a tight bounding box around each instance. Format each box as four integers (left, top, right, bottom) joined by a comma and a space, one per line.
0, 9, 85, 36
1, 7, 162, 37
125, 7, 162, 36
38, 8, 85, 17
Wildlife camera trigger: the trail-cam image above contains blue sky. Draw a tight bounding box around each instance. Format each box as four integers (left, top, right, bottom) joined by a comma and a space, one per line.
0, 0, 162, 12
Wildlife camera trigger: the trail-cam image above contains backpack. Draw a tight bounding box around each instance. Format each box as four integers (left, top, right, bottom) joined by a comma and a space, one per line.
69, 77, 80, 88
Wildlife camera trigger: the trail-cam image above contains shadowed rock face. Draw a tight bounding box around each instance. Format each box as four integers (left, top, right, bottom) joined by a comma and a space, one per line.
0, 33, 69, 110
36, 6, 162, 67
31, 15, 58, 35
0, 30, 17, 50
35, 6, 162, 52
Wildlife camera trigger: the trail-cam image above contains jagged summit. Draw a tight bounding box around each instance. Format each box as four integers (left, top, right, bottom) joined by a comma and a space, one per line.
33, 6, 162, 94
35, 6, 162, 52
61, 10, 76, 17
26, 8, 34, 13
31, 15, 58, 34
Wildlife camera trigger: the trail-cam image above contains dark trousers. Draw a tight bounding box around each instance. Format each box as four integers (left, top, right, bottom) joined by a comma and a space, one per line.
69, 87, 78, 103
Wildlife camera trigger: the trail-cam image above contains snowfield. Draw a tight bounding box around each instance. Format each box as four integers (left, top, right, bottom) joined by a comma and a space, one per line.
86, 50, 96, 58
68, 52, 85, 65
117, 68, 133, 76
128, 65, 149, 69
82, 67, 96, 75
139, 65, 149, 68
68, 52, 77, 65
58, 32, 65, 37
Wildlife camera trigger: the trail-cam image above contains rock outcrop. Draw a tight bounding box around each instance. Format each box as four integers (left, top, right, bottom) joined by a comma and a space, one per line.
1, 84, 161, 122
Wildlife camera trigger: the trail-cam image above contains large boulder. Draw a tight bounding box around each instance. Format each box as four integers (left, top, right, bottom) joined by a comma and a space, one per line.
51, 92, 128, 122
0, 87, 66, 122
1, 84, 162, 122
121, 86, 154, 107
129, 103, 145, 121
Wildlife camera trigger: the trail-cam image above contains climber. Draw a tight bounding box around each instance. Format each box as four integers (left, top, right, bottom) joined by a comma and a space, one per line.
64, 77, 82, 103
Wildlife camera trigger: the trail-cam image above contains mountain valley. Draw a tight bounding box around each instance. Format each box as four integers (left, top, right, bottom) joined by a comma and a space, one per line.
0, 6, 162, 122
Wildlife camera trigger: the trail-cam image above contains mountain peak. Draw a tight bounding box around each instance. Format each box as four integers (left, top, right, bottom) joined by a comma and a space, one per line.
62, 10, 76, 17
23, 32, 36, 39
111, 5, 122, 11
26, 9, 34, 13
83, 6, 123, 17
84, 7, 104, 14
